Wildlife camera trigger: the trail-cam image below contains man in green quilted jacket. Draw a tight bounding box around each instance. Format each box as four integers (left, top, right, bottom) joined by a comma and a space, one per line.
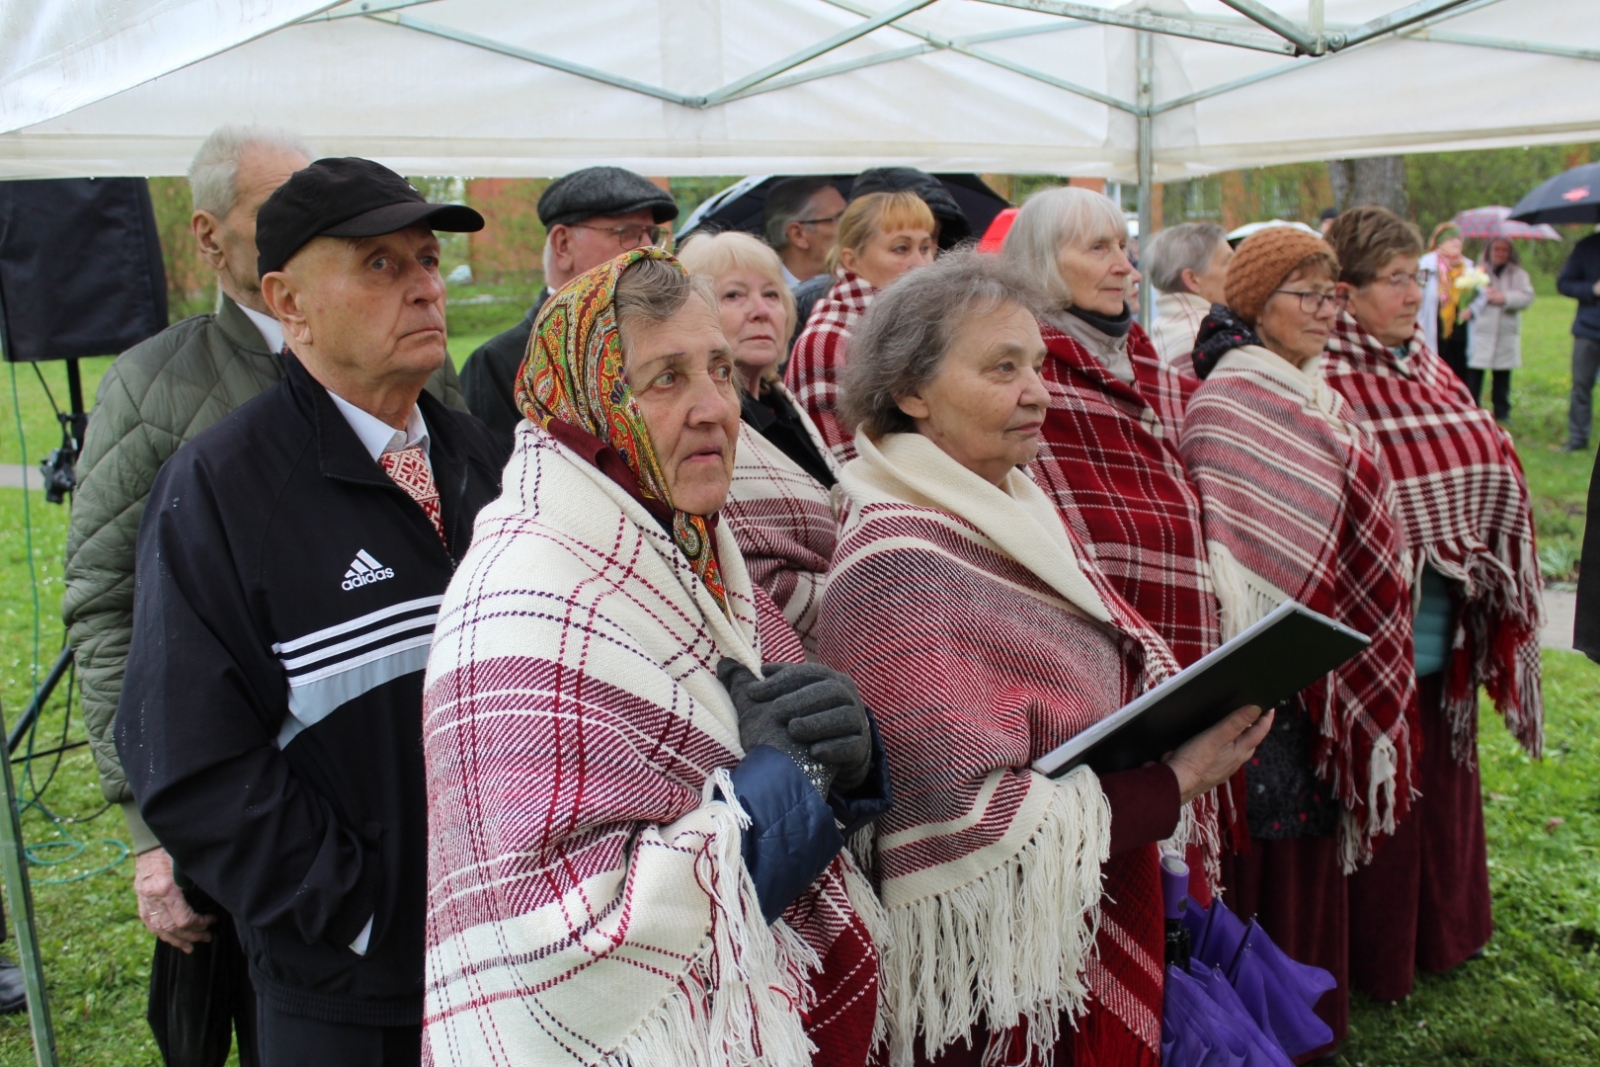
61, 125, 468, 1064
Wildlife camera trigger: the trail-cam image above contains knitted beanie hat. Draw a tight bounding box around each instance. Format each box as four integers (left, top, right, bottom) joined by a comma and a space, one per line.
1224, 226, 1339, 326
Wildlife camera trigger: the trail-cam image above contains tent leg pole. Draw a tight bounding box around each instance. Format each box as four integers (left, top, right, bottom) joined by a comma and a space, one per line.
1136, 29, 1154, 325
0, 699, 56, 1067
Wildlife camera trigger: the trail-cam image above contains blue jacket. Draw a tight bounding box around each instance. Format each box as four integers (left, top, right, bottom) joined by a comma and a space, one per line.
1557, 233, 1600, 341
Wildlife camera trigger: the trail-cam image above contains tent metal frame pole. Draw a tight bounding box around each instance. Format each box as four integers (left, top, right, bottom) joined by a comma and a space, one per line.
1403, 29, 1600, 62
1136, 31, 1154, 326
1214, 0, 1323, 53
0, 698, 56, 1067
973, 0, 1296, 55
818, 0, 1138, 111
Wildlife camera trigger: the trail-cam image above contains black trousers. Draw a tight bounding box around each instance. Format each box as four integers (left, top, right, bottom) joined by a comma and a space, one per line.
1464, 367, 1512, 421
256, 999, 421, 1067
148, 891, 257, 1067
1437, 315, 1470, 382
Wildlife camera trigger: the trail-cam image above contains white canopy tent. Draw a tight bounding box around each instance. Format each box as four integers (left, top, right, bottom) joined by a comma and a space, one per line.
4, 0, 1598, 278
5, 0, 1598, 181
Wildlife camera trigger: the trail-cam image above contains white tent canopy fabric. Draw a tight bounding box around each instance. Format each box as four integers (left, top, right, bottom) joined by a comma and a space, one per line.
3, 0, 1598, 183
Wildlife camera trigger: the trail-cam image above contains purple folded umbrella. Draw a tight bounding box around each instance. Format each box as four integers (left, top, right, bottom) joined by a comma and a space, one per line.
1166, 896, 1339, 1065
1228, 921, 1337, 1059
1162, 959, 1294, 1067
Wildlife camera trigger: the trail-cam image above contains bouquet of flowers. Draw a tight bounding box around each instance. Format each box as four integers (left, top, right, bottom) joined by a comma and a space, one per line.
1454, 265, 1491, 302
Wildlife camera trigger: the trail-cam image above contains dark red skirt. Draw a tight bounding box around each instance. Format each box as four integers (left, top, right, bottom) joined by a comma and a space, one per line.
1220, 834, 1348, 1062
1345, 671, 1493, 1001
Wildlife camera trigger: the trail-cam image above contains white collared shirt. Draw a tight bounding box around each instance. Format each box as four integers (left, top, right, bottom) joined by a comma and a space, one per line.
781, 263, 802, 290
237, 303, 286, 356
327, 390, 432, 474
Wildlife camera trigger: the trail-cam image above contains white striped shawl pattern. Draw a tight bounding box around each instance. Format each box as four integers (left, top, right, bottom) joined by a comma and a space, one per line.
1323, 312, 1542, 761
723, 395, 842, 656
1179, 348, 1419, 869
785, 271, 874, 465
421, 423, 883, 1067
819, 433, 1179, 1066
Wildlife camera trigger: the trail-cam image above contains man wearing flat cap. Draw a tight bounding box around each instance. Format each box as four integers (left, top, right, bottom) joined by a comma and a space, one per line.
459, 165, 678, 448
115, 157, 508, 1066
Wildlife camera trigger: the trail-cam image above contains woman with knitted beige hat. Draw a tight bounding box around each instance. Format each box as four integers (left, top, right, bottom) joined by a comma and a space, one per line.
1178, 226, 1424, 1060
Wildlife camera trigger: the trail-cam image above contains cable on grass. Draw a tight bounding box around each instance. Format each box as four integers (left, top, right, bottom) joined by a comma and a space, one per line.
5, 363, 129, 886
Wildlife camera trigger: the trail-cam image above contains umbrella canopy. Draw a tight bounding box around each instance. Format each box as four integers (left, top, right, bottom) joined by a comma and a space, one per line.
676, 172, 1009, 248
1509, 162, 1600, 225
3, 0, 1599, 180
1451, 205, 1562, 240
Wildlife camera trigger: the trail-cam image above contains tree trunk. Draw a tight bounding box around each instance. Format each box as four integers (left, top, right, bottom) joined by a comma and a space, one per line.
1328, 156, 1408, 216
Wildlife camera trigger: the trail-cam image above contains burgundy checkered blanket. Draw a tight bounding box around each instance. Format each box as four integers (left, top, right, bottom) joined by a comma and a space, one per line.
1324, 312, 1542, 760
420, 424, 883, 1066
1180, 346, 1420, 868
785, 270, 874, 465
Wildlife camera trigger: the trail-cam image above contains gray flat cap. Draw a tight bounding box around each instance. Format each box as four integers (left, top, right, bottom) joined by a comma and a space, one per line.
538, 166, 679, 228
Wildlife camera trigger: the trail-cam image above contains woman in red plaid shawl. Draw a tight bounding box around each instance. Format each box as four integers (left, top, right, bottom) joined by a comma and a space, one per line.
680, 232, 843, 654
1179, 227, 1422, 1057
819, 251, 1272, 1067
786, 190, 936, 465
420, 249, 892, 1067
1324, 207, 1543, 1003
1000, 186, 1227, 889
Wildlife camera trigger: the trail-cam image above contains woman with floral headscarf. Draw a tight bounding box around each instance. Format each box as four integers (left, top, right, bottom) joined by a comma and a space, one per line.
419, 249, 891, 1067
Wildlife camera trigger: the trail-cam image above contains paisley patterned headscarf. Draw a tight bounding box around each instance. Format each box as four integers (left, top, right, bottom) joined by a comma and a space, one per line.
515, 247, 730, 613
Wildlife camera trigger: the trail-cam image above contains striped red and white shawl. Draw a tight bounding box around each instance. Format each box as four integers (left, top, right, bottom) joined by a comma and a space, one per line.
1180, 347, 1420, 869
819, 431, 1182, 1067
723, 392, 841, 656
1031, 319, 1220, 670
420, 423, 884, 1067
1324, 312, 1543, 761
785, 270, 874, 465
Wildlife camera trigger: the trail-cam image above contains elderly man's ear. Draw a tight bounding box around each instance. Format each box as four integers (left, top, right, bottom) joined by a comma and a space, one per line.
545, 224, 576, 276
260, 271, 312, 347
191, 210, 229, 273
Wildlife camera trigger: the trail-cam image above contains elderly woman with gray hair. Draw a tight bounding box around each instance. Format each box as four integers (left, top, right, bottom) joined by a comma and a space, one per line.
817, 250, 1270, 1067
1143, 222, 1233, 366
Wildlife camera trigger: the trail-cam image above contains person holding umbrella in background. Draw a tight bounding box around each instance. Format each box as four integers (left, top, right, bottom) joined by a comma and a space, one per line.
1507, 160, 1600, 452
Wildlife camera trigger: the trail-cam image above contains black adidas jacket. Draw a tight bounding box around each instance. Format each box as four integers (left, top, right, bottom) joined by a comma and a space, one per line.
115, 354, 507, 1026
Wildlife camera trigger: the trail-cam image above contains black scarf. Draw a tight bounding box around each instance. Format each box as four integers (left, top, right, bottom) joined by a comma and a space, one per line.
1065, 303, 1133, 339
1191, 304, 1262, 380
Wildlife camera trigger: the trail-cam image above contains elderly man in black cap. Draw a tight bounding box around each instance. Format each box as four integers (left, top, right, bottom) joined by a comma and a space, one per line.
115, 158, 508, 1067
458, 165, 678, 448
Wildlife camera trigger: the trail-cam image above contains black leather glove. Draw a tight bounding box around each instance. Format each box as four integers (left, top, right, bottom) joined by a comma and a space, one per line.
717, 659, 874, 794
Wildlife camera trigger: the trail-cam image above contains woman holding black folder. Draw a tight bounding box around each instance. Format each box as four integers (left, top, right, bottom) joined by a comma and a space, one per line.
1178, 226, 1422, 1059
817, 251, 1272, 1067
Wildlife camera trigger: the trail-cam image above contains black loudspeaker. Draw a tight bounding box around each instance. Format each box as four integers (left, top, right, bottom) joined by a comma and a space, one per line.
0, 177, 168, 364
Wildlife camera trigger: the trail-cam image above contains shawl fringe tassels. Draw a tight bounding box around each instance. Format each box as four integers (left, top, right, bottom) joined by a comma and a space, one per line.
880, 770, 1111, 1067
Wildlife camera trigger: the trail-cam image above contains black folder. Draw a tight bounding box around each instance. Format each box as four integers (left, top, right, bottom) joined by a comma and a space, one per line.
1033, 601, 1371, 779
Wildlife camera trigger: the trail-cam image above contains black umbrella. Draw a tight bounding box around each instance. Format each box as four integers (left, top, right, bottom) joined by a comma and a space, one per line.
1509, 161, 1600, 224
677, 172, 1011, 250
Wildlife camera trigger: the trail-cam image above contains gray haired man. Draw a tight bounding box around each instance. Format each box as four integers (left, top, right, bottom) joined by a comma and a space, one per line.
459, 165, 678, 450
763, 176, 847, 289
61, 125, 467, 1066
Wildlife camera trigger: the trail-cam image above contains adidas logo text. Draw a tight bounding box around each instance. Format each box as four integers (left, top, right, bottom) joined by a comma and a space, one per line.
342, 549, 395, 591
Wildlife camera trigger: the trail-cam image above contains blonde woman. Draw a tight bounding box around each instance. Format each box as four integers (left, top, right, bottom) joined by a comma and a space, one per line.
682, 232, 841, 651
785, 191, 937, 463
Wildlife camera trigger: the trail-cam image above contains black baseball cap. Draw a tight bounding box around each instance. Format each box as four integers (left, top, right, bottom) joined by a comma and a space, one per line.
256, 157, 485, 276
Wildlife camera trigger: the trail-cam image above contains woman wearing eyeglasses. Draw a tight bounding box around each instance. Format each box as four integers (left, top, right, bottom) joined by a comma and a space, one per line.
1324, 206, 1542, 1007
1178, 227, 1423, 1059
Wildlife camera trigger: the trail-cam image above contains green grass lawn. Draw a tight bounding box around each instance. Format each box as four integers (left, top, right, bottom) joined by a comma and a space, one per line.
0, 283, 1593, 1064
